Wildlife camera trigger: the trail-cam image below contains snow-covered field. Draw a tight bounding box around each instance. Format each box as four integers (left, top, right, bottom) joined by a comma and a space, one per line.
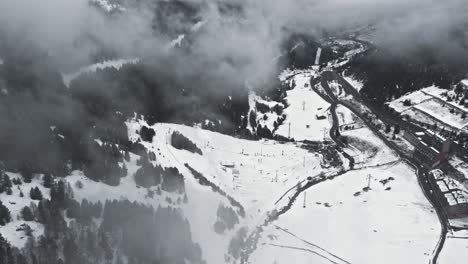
0, 174, 49, 248
414, 100, 467, 129
336, 104, 358, 127
389, 85, 468, 130
328, 80, 344, 98
250, 162, 440, 264
275, 72, 332, 141
343, 74, 364, 92
127, 119, 327, 217
124, 119, 342, 264
440, 230, 468, 264
248, 93, 284, 133
388, 90, 432, 113
278, 68, 318, 82
402, 108, 438, 125
342, 127, 399, 167
0, 116, 442, 264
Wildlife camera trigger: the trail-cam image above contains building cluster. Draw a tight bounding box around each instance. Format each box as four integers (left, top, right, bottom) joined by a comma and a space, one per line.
404, 130, 451, 169
430, 169, 468, 219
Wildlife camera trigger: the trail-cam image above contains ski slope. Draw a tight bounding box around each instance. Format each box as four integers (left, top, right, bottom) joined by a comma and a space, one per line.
250, 162, 440, 264
275, 72, 332, 141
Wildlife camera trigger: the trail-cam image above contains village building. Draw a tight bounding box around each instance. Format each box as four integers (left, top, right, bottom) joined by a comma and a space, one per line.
404, 130, 451, 169
430, 169, 468, 219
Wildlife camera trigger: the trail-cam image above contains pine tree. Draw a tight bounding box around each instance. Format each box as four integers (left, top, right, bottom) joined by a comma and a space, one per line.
42, 173, 53, 188
12, 177, 22, 185
3, 175, 12, 188
30, 187, 43, 200
21, 206, 34, 221
0, 201, 11, 226
21, 164, 34, 183
66, 200, 81, 219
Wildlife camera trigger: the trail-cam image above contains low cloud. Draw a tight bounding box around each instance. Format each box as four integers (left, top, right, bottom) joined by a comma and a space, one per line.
0, 0, 467, 86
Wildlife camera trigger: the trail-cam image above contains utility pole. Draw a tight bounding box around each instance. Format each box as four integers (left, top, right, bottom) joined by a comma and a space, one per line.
367, 174, 372, 189
275, 170, 278, 182
303, 156, 306, 167
303, 191, 307, 208
303, 101, 306, 111
288, 123, 291, 139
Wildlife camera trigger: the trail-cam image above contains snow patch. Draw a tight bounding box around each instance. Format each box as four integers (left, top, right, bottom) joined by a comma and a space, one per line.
251, 162, 440, 264
62, 58, 140, 87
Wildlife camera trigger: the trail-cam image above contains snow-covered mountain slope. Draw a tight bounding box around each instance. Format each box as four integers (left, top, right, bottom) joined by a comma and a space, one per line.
251, 163, 440, 264
0, 93, 447, 264
11, 116, 341, 264
250, 143, 439, 264
275, 70, 331, 141
0, 174, 49, 248
125, 118, 341, 220
62, 58, 140, 87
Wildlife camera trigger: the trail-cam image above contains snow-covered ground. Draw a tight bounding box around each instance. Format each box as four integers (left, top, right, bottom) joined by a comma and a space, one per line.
124, 118, 344, 264
250, 162, 440, 264
389, 86, 468, 130
247, 93, 284, 133
343, 74, 364, 92
275, 72, 332, 141
0, 174, 49, 248
336, 105, 359, 128
388, 89, 432, 113
326, 40, 367, 69
278, 68, 318, 82
414, 100, 467, 130
127, 119, 327, 217
62, 58, 140, 87
440, 230, 468, 264
402, 108, 438, 125
341, 127, 399, 167
328, 80, 343, 96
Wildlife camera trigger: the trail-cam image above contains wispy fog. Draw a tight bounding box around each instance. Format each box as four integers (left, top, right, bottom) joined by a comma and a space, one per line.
0, 0, 467, 85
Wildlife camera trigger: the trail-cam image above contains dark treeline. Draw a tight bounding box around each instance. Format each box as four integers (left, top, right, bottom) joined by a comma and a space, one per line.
281, 33, 340, 69
4, 180, 204, 264
171, 132, 202, 155
346, 46, 468, 105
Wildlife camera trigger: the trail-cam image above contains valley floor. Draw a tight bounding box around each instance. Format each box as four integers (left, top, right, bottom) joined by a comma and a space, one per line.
2, 69, 464, 264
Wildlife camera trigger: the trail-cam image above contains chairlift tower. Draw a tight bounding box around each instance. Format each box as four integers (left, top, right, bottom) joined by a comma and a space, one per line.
367, 174, 372, 189
303, 191, 307, 208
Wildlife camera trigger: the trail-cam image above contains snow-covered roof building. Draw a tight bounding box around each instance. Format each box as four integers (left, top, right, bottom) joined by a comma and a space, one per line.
430, 170, 468, 219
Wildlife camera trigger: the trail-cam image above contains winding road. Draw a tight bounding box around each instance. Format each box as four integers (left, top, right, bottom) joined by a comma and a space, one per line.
317, 70, 449, 264
238, 69, 450, 264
